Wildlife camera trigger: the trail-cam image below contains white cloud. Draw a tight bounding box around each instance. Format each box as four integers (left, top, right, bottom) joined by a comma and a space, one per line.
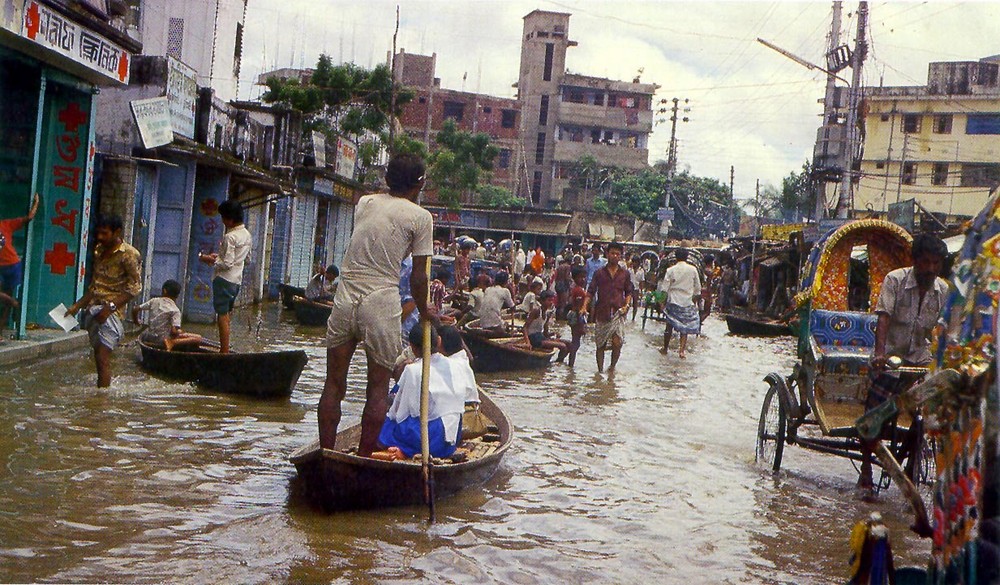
240, 1, 1000, 199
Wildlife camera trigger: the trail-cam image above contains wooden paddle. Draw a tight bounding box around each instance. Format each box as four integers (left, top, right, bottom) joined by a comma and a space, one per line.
420, 256, 436, 523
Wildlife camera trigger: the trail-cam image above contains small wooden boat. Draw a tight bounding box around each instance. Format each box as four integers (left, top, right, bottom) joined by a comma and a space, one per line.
292, 296, 332, 326
461, 319, 556, 372
279, 284, 306, 310
138, 341, 308, 398
289, 389, 512, 511
724, 312, 791, 337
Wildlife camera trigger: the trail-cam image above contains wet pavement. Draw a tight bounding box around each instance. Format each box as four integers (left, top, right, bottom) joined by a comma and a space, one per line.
0, 303, 930, 583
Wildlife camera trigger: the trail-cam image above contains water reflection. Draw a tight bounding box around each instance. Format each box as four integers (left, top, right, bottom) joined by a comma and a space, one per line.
0, 303, 930, 582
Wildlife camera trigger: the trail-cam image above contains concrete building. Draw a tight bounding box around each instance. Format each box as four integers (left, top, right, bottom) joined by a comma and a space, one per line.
856, 56, 1000, 220
517, 10, 657, 210
392, 49, 525, 202
121, 0, 246, 102
0, 0, 140, 338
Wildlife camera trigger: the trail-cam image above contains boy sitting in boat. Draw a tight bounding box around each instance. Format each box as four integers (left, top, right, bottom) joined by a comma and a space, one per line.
377, 325, 471, 460
305, 265, 338, 304
477, 271, 515, 337
518, 277, 545, 316
132, 280, 204, 351
521, 290, 569, 361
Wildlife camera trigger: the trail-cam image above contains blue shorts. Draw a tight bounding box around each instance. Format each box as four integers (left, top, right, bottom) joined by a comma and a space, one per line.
0, 262, 22, 294
212, 276, 240, 315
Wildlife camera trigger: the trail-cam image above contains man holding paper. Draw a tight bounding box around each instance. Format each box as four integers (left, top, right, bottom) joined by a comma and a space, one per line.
66, 215, 142, 387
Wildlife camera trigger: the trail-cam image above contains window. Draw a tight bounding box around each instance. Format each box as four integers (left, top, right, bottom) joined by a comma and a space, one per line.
214, 124, 223, 149
543, 43, 554, 81
603, 130, 614, 143
880, 114, 890, 122
539, 95, 549, 126
537, 31, 550, 38
564, 89, 585, 103
593, 93, 604, 106
418, 96, 426, 104
167, 17, 184, 60
966, 114, 1000, 135
498, 148, 511, 169
933, 114, 953, 134
535, 132, 546, 164
932, 162, 949, 185
443, 101, 464, 121
532, 171, 543, 204
903, 114, 921, 133
902, 162, 917, 185
483, 106, 492, 114
960, 163, 1000, 187
591, 129, 601, 144
876, 161, 885, 169
501, 109, 516, 128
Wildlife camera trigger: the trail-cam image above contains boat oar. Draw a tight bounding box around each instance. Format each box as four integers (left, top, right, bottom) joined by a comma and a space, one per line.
420, 257, 436, 524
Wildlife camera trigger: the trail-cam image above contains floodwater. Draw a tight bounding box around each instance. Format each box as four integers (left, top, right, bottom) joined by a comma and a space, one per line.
1, 303, 931, 583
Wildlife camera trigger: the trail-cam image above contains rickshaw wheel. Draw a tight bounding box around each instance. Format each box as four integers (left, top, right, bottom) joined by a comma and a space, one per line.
756, 384, 786, 472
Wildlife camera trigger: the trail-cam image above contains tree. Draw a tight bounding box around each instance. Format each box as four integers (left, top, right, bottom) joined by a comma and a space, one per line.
261, 54, 414, 185
477, 184, 527, 208
595, 169, 666, 221
426, 120, 498, 209
758, 161, 815, 221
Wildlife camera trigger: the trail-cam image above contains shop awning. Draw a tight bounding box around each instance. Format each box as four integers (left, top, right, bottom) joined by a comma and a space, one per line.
525, 215, 571, 235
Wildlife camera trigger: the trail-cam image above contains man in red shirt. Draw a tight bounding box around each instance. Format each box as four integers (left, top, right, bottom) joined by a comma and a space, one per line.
0, 193, 38, 341
586, 242, 634, 372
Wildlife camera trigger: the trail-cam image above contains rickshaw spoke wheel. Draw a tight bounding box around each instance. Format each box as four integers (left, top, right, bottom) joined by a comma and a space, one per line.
756, 384, 786, 473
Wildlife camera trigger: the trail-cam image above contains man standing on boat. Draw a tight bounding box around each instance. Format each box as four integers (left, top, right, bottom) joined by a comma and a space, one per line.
65, 214, 142, 387
587, 242, 633, 372
857, 233, 949, 498
319, 153, 435, 457
198, 199, 251, 354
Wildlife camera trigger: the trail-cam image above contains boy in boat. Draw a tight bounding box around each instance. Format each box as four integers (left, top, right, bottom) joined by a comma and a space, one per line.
522, 290, 569, 361
377, 325, 469, 459
320, 153, 435, 457
518, 277, 544, 315
132, 280, 204, 350
566, 267, 590, 367
305, 265, 339, 304
478, 271, 515, 337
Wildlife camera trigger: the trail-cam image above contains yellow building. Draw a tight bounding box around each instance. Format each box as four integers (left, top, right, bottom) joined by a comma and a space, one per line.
855, 57, 1000, 220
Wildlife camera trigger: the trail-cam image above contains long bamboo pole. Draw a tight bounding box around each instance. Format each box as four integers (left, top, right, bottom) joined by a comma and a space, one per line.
420, 256, 435, 523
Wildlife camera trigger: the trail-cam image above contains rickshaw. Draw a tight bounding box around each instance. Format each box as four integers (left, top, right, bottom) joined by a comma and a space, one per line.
755, 219, 934, 493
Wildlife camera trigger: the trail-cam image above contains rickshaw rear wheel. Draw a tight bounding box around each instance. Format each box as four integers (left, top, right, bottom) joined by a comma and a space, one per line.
756, 384, 786, 473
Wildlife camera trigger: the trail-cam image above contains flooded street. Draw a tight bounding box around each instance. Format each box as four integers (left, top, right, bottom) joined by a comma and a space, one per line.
1, 303, 931, 583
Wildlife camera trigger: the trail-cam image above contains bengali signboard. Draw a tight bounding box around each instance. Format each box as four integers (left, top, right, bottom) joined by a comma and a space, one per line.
334, 136, 357, 180
130, 96, 173, 149
887, 199, 916, 232
312, 132, 326, 168
17, 0, 130, 84
166, 57, 196, 139
760, 222, 805, 241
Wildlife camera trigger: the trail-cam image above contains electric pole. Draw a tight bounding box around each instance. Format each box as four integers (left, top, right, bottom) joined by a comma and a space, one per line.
729, 165, 736, 235
836, 0, 868, 218
659, 97, 689, 239
816, 0, 842, 221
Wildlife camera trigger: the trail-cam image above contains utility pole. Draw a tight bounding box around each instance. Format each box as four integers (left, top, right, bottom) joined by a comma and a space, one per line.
388, 5, 400, 151
816, 0, 842, 221
729, 165, 736, 236
836, 0, 868, 218
659, 97, 689, 239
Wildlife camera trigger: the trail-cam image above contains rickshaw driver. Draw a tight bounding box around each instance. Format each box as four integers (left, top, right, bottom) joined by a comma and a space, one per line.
858, 233, 949, 498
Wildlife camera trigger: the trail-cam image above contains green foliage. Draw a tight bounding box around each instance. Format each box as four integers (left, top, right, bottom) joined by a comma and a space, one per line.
427, 120, 499, 209
599, 169, 667, 220
478, 184, 527, 208
757, 161, 815, 221
261, 54, 415, 184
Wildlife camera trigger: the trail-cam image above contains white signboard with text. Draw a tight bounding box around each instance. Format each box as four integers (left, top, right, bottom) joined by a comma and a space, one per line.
166, 57, 196, 139
130, 96, 173, 149
335, 137, 357, 180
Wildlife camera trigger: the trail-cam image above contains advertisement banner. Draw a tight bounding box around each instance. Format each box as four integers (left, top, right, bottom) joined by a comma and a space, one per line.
166, 57, 196, 139
760, 222, 805, 241
130, 96, 172, 148
334, 136, 357, 180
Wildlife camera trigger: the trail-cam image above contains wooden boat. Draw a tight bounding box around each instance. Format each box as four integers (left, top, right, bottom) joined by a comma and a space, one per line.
292, 295, 331, 326
138, 341, 308, 398
461, 319, 556, 372
279, 284, 305, 310
724, 312, 791, 337
289, 389, 512, 511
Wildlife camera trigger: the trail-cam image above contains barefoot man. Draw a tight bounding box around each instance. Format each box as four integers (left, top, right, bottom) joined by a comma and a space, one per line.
659, 248, 702, 359
319, 153, 435, 457
587, 241, 633, 372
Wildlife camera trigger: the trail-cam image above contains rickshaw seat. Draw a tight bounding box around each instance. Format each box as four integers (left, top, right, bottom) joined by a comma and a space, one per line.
809, 309, 877, 375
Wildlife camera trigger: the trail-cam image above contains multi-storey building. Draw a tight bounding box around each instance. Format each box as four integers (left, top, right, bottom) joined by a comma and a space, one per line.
856, 56, 1000, 220
517, 10, 657, 210
392, 50, 525, 202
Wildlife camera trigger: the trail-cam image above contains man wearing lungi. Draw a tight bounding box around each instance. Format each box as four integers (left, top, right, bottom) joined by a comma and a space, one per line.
658, 248, 701, 359
586, 242, 633, 372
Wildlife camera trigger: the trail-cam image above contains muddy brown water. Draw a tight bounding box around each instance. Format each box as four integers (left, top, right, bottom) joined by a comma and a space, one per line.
0, 303, 930, 583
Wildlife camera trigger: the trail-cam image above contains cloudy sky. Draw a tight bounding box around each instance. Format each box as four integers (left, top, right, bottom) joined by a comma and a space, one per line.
239, 1, 999, 200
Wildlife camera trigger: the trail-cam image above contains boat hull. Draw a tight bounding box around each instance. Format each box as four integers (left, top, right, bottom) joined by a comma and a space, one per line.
724, 313, 791, 337
290, 391, 512, 511
461, 329, 555, 372
280, 284, 305, 310
292, 296, 331, 326
138, 342, 308, 398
